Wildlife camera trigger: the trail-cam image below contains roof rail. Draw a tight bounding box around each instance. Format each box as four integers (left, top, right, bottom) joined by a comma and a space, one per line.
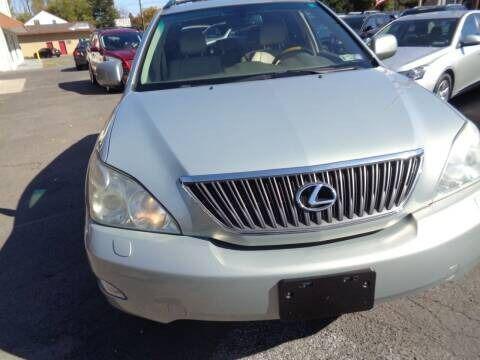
164, 0, 208, 10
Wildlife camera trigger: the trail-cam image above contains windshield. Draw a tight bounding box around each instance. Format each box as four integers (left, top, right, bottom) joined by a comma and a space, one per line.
101, 32, 141, 51
379, 18, 458, 47
138, 2, 374, 90
78, 39, 90, 47
343, 16, 364, 32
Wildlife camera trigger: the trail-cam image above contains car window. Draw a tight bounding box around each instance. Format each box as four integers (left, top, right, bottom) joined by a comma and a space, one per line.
461, 15, 480, 38
138, 2, 374, 89
476, 14, 480, 30
379, 18, 458, 47
364, 16, 376, 30
375, 15, 386, 27
101, 32, 141, 51
343, 16, 364, 32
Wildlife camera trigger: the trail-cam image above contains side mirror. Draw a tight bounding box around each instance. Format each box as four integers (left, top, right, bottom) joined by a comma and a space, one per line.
460, 34, 480, 47
371, 34, 397, 60
96, 60, 123, 88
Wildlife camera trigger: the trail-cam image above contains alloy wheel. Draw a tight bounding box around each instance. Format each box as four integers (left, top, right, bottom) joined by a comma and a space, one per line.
435, 79, 451, 101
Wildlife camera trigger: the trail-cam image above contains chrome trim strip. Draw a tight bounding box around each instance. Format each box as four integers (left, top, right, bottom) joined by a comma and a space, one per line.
181, 183, 406, 235
180, 149, 424, 183
180, 149, 424, 235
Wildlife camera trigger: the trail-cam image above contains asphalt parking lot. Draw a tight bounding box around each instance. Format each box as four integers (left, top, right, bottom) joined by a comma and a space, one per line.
0, 64, 480, 360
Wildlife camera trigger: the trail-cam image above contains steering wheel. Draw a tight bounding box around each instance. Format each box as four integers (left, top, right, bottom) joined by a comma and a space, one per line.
273, 46, 314, 65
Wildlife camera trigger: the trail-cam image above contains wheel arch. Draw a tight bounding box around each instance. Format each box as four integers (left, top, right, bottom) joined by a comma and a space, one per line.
444, 68, 455, 89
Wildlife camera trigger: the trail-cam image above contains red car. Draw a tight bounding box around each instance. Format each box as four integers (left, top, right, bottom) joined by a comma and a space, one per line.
87, 27, 142, 89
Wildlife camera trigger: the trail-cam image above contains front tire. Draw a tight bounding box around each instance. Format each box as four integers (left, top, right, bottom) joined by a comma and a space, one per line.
434, 73, 453, 101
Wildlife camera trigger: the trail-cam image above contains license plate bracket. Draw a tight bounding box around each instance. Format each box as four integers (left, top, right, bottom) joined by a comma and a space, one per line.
278, 269, 376, 321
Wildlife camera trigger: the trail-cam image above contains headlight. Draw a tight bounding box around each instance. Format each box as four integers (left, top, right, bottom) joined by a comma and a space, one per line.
436, 122, 480, 199
401, 66, 426, 80
87, 154, 180, 234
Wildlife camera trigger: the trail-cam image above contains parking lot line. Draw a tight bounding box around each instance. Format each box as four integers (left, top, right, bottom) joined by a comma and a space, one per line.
0, 79, 26, 95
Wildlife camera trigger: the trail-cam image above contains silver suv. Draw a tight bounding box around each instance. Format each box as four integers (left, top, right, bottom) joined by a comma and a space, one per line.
85, 0, 480, 323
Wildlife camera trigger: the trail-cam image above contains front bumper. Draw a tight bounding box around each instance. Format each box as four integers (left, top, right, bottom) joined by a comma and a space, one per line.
85, 185, 480, 323
74, 56, 88, 66
416, 76, 436, 93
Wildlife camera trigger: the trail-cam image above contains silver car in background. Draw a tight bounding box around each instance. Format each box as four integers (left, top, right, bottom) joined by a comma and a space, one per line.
85, 0, 480, 323
378, 11, 480, 101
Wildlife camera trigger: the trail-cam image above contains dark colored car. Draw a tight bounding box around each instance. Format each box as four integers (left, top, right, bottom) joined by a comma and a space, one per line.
401, 4, 466, 17
341, 13, 394, 39
87, 27, 142, 89
74, 39, 90, 70
35, 47, 61, 59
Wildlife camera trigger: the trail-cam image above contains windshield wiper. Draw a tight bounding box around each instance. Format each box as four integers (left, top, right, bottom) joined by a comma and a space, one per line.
313, 66, 359, 74
137, 66, 361, 91
230, 68, 323, 82
231, 66, 359, 82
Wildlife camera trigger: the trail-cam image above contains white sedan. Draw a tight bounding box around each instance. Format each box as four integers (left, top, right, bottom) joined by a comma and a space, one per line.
379, 10, 480, 101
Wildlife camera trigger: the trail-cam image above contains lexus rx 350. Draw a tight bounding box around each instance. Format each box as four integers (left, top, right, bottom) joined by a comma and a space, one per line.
85, 0, 480, 323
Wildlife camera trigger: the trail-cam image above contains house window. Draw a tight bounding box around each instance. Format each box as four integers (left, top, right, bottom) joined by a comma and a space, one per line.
52, 20, 56, 24
34, 20, 40, 25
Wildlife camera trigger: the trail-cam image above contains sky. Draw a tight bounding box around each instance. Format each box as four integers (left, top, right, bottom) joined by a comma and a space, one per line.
10, 0, 167, 16
116, 0, 166, 15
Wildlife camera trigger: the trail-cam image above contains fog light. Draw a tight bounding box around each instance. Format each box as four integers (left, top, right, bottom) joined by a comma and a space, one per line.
99, 279, 127, 300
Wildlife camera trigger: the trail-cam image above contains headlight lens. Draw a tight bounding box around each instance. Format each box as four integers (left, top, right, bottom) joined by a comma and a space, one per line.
401, 66, 426, 80
88, 154, 180, 233
436, 122, 480, 199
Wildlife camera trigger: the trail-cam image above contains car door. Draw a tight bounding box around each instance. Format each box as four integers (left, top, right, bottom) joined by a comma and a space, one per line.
454, 14, 480, 92
87, 34, 95, 64
89, 34, 102, 73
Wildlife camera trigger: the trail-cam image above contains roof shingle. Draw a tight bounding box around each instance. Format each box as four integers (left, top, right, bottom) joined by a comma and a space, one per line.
0, 12, 25, 31
19, 22, 95, 36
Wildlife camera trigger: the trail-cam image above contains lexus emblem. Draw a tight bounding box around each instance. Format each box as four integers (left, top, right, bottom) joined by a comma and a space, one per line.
295, 182, 337, 212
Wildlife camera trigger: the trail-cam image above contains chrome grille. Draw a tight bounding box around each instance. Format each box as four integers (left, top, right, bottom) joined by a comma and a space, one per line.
181, 150, 423, 234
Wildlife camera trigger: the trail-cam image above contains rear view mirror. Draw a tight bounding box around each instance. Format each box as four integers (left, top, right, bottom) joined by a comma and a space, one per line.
460, 34, 480, 47
96, 61, 123, 89
371, 34, 397, 60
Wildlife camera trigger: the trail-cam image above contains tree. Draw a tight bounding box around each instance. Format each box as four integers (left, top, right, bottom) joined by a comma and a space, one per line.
48, 0, 93, 22
321, 0, 349, 13
399, 0, 418, 8
322, 0, 374, 13
31, 0, 46, 13
350, 0, 375, 11
129, 6, 159, 29
14, 12, 31, 22
321, 0, 424, 12
18, 0, 32, 13
88, 0, 118, 28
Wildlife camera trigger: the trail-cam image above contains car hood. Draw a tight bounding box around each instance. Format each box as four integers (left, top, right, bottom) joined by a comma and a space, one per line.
105, 67, 465, 242
104, 48, 136, 61
382, 46, 449, 71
